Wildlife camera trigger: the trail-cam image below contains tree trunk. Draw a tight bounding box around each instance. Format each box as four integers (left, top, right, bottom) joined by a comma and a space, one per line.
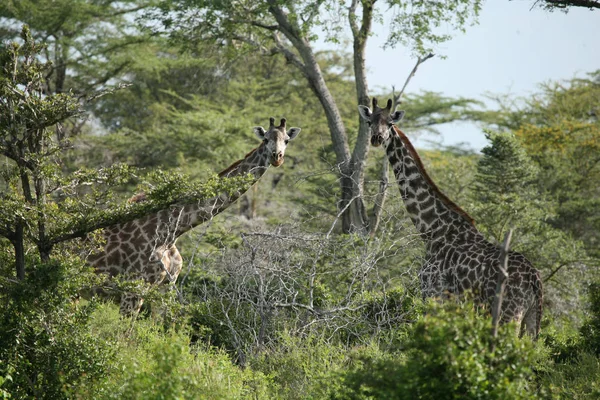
269, 2, 368, 234
14, 221, 26, 280
349, 0, 376, 235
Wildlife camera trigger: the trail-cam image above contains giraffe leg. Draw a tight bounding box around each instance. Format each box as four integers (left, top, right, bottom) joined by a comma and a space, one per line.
120, 293, 144, 318
521, 304, 539, 338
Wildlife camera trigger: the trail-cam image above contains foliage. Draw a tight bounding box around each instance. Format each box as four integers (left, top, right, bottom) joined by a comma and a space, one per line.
0, 25, 83, 276
337, 300, 540, 400
540, 352, 600, 399
469, 130, 588, 318
1, 4, 600, 399
249, 333, 347, 400
184, 229, 420, 364
385, 0, 482, 56
0, 261, 113, 399
581, 282, 600, 356
0, 0, 157, 97
420, 145, 479, 207
473, 130, 546, 240
79, 305, 272, 399
540, 281, 600, 398
164, 0, 481, 57
533, 0, 600, 11
0, 26, 255, 281
483, 72, 600, 259
153, 0, 485, 234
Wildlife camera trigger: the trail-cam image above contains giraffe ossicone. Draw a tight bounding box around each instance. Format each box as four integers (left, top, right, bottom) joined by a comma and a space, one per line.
87, 117, 301, 316
359, 98, 543, 338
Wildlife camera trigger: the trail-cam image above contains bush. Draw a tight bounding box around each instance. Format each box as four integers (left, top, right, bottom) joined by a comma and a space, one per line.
535, 282, 600, 399
248, 333, 348, 399
79, 305, 272, 399
581, 282, 600, 356
539, 352, 600, 399
0, 261, 115, 399
336, 300, 540, 399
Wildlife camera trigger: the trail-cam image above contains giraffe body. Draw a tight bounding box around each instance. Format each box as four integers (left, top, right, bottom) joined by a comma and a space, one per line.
359, 99, 542, 337
87, 118, 300, 315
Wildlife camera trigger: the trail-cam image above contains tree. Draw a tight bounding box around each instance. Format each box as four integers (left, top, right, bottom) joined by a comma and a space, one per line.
470, 131, 588, 317
532, 0, 600, 11
0, 0, 158, 135
0, 26, 82, 278
482, 72, 600, 259
159, 0, 482, 234
0, 27, 240, 280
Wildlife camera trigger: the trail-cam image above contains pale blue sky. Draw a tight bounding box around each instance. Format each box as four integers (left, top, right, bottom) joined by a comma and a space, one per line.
360, 1, 599, 151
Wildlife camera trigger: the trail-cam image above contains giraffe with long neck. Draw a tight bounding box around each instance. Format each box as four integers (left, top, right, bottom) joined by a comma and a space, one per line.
88, 118, 301, 315
359, 98, 542, 337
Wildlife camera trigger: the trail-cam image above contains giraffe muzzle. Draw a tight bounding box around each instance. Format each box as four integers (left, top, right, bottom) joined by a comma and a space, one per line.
371, 135, 384, 147
271, 152, 284, 167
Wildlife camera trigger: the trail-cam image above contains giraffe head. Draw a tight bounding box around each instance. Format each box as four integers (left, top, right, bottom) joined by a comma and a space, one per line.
358, 98, 405, 147
253, 117, 301, 167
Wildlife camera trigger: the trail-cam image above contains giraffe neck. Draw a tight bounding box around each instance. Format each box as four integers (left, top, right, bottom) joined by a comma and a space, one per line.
134, 141, 271, 242
385, 126, 476, 243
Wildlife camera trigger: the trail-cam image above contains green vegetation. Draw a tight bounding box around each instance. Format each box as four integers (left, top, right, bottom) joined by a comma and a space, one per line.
1, 2, 599, 398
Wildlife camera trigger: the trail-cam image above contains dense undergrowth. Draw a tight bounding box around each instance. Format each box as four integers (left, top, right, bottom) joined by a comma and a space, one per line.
1, 255, 599, 399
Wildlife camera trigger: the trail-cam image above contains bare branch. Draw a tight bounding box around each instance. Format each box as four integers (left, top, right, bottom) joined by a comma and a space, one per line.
369, 156, 389, 237
392, 53, 435, 109
544, 264, 567, 283
490, 229, 513, 349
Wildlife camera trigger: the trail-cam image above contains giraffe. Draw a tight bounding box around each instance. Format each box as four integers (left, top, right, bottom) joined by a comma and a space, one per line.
87, 117, 301, 316
358, 98, 543, 337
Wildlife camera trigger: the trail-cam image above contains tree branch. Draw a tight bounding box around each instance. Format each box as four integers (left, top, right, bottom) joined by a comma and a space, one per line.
540, 0, 600, 9
271, 32, 308, 76
392, 53, 435, 108
490, 229, 513, 350
369, 155, 389, 237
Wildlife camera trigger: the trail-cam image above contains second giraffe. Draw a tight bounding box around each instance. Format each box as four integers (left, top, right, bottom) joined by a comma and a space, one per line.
359, 98, 542, 337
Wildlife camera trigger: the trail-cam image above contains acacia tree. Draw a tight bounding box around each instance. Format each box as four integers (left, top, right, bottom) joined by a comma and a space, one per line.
162, 0, 481, 234
479, 72, 600, 259
0, 27, 246, 280
0, 0, 158, 138
0, 0, 158, 94
0, 27, 81, 278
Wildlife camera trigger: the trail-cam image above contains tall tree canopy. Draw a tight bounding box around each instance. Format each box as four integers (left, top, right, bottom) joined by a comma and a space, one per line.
533, 0, 600, 10
0, 0, 156, 95
157, 0, 482, 234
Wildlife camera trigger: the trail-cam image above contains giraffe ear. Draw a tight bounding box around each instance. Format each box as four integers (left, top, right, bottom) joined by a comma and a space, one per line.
287, 127, 301, 141
390, 109, 405, 124
358, 105, 372, 121
254, 126, 267, 140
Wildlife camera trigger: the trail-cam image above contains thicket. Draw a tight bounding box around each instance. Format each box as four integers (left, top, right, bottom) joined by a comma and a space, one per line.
1, 3, 599, 398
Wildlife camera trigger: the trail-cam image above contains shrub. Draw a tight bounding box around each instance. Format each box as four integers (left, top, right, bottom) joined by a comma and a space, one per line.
336, 300, 539, 399
249, 333, 347, 400
0, 261, 115, 399
581, 282, 600, 356
79, 305, 272, 399
539, 352, 600, 399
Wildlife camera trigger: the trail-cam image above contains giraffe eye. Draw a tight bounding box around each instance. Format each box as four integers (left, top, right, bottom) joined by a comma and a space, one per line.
366, 121, 372, 126
285, 140, 289, 145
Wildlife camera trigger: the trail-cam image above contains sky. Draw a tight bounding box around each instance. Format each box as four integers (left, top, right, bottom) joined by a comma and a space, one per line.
355, 1, 599, 151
